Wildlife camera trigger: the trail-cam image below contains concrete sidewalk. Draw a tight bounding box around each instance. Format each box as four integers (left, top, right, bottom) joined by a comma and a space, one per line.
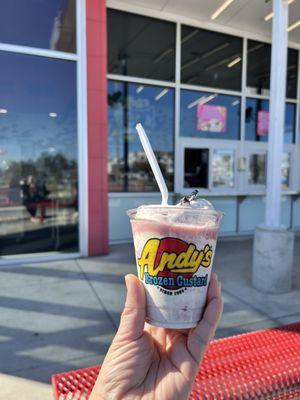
0, 236, 300, 399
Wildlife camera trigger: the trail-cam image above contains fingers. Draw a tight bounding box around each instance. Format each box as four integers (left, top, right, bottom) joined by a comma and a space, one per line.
187, 273, 223, 364
206, 272, 221, 303
117, 274, 146, 341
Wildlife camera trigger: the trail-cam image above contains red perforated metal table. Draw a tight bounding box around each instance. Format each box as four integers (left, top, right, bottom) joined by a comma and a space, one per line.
52, 323, 300, 399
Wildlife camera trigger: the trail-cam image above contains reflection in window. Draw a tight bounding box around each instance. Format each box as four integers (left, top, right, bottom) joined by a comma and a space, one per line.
247, 40, 298, 98
108, 80, 174, 192
246, 41, 271, 96
287, 49, 298, 99
248, 154, 266, 185
180, 90, 240, 140
107, 9, 176, 81
184, 148, 209, 189
281, 153, 290, 189
0, 0, 76, 53
285, 103, 296, 144
245, 99, 295, 144
181, 25, 243, 91
0, 52, 78, 255
212, 149, 234, 188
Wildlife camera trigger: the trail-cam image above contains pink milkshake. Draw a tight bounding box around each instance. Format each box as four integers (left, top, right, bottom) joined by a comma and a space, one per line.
128, 200, 222, 329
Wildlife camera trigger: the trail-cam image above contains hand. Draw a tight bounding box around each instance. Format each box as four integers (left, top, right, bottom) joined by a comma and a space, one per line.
90, 272, 223, 400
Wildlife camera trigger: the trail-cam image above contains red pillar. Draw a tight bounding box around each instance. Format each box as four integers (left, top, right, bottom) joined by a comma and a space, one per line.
86, 0, 109, 255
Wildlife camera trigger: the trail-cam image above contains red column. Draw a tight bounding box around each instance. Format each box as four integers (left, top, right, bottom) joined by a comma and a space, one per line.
86, 0, 109, 255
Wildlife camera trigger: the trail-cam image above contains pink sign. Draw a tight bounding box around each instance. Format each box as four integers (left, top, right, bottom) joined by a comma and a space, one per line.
197, 104, 227, 132
257, 110, 269, 136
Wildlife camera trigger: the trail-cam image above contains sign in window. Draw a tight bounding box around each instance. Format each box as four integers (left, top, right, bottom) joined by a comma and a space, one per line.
180, 90, 240, 140
212, 149, 235, 188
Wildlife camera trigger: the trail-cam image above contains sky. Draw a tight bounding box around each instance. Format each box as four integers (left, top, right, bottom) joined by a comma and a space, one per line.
0, 0, 73, 51
0, 51, 77, 167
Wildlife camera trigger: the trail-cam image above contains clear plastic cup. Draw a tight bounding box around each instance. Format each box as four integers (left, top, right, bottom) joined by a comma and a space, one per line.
127, 205, 223, 329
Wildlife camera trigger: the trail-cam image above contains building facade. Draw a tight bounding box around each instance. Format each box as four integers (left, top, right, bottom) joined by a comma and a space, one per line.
0, 0, 300, 262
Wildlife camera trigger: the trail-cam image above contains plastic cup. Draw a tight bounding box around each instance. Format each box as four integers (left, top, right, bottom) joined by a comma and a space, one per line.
127, 205, 223, 329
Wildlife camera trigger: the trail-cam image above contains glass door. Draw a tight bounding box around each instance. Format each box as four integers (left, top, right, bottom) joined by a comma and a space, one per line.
0, 52, 79, 256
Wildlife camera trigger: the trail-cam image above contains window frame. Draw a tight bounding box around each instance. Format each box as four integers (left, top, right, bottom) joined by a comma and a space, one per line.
244, 95, 297, 144
107, 78, 176, 193
0, 0, 87, 261
176, 138, 239, 195
107, 8, 176, 82
246, 39, 299, 100
0, 0, 77, 58
244, 144, 268, 192
107, 6, 300, 202
179, 87, 242, 141
243, 143, 296, 193
180, 24, 243, 92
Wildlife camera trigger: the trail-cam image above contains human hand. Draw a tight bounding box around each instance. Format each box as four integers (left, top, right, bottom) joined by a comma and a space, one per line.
90, 272, 223, 400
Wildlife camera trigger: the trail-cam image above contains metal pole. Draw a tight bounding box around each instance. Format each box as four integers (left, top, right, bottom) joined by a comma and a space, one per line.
265, 0, 288, 228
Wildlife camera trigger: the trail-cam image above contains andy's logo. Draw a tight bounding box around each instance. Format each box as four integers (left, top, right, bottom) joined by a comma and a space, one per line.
138, 238, 212, 282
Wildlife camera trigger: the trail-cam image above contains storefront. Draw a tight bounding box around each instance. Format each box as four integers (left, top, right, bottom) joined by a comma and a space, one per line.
107, 2, 300, 243
0, 0, 108, 261
0, 0, 300, 262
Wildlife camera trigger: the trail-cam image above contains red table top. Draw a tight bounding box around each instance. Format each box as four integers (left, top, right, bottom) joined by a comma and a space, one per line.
52, 322, 300, 399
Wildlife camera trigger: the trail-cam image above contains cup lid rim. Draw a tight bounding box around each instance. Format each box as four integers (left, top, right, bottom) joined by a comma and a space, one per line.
127, 205, 224, 218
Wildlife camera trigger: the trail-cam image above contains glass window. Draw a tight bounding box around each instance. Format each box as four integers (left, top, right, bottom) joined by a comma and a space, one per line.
0, 0, 76, 53
0, 52, 78, 256
247, 40, 298, 98
247, 152, 290, 189
248, 154, 266, 185
245, 99, 295, 143
184, 148, 209, 189
181, 25, 243, 91
246, 41, 271, 96
287, 49, 298, 99
180, 90, 240, 140
281, 152, 290, 189
212, 149, 235, 188
108, 80, 174, 192
285, 103, 296, 143
107, 9, 176, 81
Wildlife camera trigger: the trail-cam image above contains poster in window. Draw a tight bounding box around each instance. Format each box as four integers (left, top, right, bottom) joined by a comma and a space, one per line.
197, 104, 227, 132
257, 110, 269, 136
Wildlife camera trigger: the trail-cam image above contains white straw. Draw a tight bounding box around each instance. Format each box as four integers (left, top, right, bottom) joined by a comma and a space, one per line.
136, 123, 169, 205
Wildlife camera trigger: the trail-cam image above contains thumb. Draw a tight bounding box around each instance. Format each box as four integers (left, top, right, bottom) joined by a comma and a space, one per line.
117, 274, 146, 341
